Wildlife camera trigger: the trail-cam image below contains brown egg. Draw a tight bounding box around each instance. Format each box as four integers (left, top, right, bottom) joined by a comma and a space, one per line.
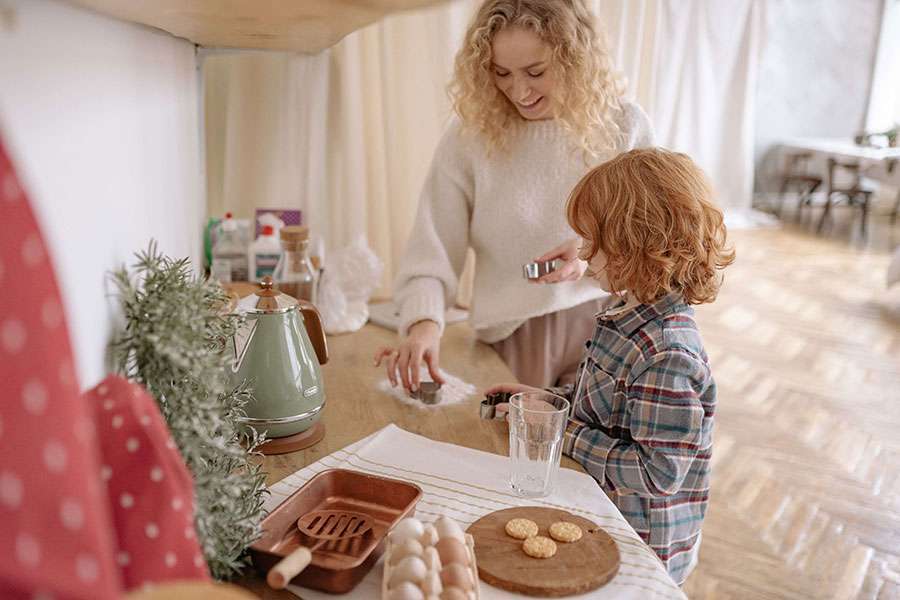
439, 563, 472, 591
440, 586, 469, 600
434, 537, 468, 567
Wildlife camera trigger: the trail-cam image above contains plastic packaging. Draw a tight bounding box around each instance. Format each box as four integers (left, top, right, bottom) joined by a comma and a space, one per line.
248, 224, 283, 282
318, 237, 383, 334
212, 212, 248, 282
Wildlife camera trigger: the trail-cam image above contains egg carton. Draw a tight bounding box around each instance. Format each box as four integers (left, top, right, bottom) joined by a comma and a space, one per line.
382, 516, 480, 600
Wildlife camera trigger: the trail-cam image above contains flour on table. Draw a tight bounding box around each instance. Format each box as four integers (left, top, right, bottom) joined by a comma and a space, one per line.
376, 368, 476, 408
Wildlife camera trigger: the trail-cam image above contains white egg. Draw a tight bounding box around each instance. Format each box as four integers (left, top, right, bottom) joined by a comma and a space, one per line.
423, 546, 442, 571
389, 581, 425, 600
421, 569, 443, 595
390, 538, 425, 566
439, 587, 469, 600
391, 518, 425, 544
434, 516, 465, 542
420, 522, 439, 546
388, 555, 428, 588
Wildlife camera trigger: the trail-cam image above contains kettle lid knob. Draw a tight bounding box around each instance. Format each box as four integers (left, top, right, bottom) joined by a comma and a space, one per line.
234, 276, 298, 314
259, 276, 275, 293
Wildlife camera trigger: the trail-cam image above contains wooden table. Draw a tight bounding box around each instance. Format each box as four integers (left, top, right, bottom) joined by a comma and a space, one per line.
231, 304, 583, 597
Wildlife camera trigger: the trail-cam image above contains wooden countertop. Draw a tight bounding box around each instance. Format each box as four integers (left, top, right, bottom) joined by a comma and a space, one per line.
229, 291, 583, 597
259, 320, 581, 485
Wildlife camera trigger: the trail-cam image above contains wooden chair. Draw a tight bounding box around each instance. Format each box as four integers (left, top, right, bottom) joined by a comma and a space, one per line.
778, 152, 822, 219
817, 158, 874, 239
888, 158, 900, 226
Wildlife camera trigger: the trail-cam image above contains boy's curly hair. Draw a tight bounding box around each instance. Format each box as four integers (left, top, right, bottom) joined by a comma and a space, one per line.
567, 148, 735, 305
449, 0, 624, 157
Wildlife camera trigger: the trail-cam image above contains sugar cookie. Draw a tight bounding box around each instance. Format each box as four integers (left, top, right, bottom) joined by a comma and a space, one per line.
548, 521, 583, 543
504, 518, 538, 540
522, 535, 557, 558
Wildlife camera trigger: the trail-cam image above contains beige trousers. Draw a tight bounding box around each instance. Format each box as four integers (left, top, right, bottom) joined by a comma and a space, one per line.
490, 299, 602, 388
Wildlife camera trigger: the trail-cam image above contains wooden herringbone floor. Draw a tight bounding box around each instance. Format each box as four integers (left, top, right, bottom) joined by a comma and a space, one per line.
681, 212, 900, 599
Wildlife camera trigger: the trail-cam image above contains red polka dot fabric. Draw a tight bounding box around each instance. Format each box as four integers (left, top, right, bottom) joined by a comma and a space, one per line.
0, 137, 209, 598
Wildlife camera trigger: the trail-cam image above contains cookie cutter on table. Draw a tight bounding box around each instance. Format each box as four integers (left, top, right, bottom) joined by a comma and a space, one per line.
480, 391, 512, 420
410, 381, 441, 405
522, 259, 559, 280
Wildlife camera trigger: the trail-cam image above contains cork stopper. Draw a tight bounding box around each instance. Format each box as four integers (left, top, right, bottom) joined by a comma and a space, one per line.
280, 225, 309, 243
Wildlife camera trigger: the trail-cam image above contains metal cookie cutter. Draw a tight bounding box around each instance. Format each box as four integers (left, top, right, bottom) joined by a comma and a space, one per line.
480, 391, 512, 419
522, 259, 559, 280
411, 381, 442, 405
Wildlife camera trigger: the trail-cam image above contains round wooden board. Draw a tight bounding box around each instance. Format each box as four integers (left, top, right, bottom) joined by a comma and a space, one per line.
467, 507, 620, 597
257, 421, 325, 455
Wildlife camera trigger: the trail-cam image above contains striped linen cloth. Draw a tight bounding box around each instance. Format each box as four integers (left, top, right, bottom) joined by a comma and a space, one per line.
266, 424, 686, 599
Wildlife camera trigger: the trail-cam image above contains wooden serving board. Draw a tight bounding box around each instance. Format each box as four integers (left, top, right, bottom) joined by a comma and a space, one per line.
467, 507, 619, 597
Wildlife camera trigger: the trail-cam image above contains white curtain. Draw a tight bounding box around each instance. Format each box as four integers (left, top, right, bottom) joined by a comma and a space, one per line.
597, 0, 767, 212
866, 0, 900, 132
204, 0, 767, 297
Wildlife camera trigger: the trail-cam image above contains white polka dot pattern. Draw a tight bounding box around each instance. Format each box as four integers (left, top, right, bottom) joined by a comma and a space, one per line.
23, 379, 48, 415
41, 298, 63, 329
58, 359, 75, 389
76, 553, 99, 582
60, 498, 84, 531
1, 318, 27, 354
20, 233, 44, 268
42, 440, 68, 472
0, 471, 23, 508
0, 148, 212, 593
16, 533, 40, 567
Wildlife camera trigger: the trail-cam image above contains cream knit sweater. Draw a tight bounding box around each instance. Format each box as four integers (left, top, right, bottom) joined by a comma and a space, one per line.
394, 101, 653, 344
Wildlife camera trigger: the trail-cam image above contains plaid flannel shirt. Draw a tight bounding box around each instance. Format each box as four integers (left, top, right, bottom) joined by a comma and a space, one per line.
550, 292, 715, 584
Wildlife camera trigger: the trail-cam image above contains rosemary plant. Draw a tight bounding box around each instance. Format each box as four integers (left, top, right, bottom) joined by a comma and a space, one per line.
111, 242, 268, 580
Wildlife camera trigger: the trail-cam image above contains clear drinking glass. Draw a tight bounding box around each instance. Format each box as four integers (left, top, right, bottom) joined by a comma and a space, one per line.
508, 391, 570, 498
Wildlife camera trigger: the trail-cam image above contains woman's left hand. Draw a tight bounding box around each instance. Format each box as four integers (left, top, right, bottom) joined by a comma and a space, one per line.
531, 238, 587, 284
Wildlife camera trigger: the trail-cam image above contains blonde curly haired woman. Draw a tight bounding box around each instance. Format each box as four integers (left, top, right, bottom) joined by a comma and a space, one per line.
375, 0, 653, 392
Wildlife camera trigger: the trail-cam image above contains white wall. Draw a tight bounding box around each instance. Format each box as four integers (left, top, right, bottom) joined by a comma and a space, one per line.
0, 0, 202, 388
753, 0, 883, 192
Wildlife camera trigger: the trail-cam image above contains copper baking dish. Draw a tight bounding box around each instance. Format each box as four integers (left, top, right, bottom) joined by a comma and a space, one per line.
250, 468, 422, 593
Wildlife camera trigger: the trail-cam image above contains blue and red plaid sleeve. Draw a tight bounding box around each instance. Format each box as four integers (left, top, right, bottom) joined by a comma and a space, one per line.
562, 349, 709, 497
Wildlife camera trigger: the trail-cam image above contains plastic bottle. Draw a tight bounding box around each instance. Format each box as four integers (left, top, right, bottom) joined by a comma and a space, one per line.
273, 225, 318, 303
248, 225, 283, 282
212, 212, 248, 282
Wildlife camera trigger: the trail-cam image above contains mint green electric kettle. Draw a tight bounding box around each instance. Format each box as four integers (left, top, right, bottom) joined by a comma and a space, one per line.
230, 277, 328, 438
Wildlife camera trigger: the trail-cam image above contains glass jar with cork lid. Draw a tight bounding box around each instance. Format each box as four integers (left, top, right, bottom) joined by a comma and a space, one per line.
273, 225, 318, 304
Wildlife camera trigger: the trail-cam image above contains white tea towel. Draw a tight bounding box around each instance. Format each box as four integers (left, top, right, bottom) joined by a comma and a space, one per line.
376, 367, 476, 408
266, 425, 686, 600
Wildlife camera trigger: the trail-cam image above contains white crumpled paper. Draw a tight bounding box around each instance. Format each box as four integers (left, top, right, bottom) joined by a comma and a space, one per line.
319, 237, 383, 334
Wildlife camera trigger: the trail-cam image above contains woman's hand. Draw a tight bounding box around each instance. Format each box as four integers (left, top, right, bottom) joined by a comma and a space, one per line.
531, 238, 587, 284
373, 320, 445, 393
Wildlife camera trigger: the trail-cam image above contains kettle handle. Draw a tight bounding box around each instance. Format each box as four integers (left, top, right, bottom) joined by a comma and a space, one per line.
297, 300, 329, 365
